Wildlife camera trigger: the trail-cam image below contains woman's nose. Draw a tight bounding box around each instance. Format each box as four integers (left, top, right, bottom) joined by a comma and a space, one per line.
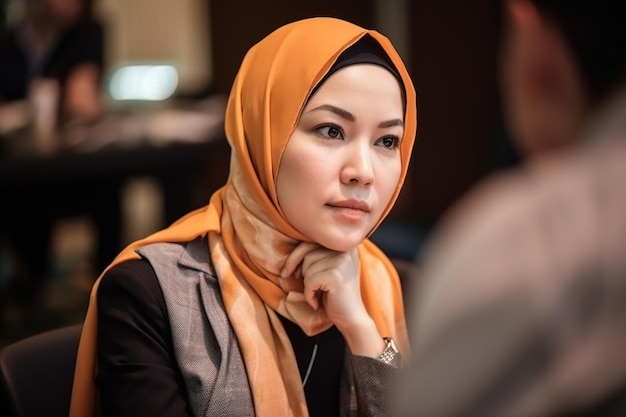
340, 142, 374, 185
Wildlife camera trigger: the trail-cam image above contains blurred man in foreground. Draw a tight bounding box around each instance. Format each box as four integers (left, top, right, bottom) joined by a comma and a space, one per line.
395, 0, 626, 416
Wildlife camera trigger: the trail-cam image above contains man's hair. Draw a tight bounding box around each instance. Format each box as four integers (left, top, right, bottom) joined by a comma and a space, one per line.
530, 0, 626, 104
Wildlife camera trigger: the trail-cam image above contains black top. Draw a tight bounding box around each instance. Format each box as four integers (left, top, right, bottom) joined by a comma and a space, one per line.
279, 314, 345, 417
97, 259, 345, 417
0, 18, 104, 102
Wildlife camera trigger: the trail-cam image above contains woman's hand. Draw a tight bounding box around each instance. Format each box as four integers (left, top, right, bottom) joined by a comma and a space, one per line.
281, 242, 385, 357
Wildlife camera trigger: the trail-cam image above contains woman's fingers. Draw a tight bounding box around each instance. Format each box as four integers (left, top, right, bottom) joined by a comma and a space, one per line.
304, 286, 321, 310
281, 244, 365, 326
280, 241, 317, 278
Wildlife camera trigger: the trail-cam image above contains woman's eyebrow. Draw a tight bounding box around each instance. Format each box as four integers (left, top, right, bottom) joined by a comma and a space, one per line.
379, 119, 404, 128
308, 104, 355, 121
308, 104, 403, 128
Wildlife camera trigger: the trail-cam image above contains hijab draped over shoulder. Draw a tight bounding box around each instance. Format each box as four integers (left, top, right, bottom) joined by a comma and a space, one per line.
70, 16, 417, 417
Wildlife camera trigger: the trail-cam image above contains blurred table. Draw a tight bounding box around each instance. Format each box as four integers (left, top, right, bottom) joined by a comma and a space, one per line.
0, 135, 230, 220
0, 98, 230, 283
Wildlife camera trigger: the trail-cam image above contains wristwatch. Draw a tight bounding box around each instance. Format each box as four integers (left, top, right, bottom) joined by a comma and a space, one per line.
378, 337, 400, 368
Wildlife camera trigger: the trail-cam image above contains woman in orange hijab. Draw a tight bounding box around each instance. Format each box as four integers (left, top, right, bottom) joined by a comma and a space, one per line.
70, 16, 417, 417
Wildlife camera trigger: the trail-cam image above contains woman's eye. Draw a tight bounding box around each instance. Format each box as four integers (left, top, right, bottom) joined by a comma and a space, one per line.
379, 136, 400, 149
316, 124, 344, 139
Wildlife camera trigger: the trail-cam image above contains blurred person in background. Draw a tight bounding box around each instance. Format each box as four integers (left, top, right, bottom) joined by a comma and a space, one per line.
394, 0, 626, 416
0, 0, 104, 123
0, 0, 105, 331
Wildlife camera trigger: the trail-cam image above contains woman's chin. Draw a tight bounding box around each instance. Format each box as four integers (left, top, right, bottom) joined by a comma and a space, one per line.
317, 235, 365, 252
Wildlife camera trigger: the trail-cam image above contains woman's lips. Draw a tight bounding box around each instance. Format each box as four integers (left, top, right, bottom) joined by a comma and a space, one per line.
327, 200, 370, 220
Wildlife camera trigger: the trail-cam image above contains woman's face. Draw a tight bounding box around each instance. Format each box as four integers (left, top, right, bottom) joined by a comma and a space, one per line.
277, 63, 404, 252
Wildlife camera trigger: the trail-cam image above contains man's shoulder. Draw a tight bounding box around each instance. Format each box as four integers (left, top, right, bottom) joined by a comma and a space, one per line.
433, 142, 623, 256
412, 143, 626, 340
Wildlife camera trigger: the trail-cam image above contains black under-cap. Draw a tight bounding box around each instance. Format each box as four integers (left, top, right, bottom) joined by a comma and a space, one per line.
310, 34, 406, 104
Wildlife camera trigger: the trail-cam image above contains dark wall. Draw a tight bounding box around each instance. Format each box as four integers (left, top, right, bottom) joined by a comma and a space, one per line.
208, 0, 375, 95
208, 0, 507, 229
400, 0, 506, 225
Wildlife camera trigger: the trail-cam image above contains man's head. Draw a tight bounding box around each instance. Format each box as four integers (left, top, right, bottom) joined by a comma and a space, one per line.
500, 0, 626, 157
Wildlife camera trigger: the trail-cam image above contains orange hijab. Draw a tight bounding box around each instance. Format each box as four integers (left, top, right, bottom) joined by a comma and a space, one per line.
70, 16, 417, 417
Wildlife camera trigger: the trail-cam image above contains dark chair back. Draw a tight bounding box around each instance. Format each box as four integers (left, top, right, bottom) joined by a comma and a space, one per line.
0, 324, 83, 417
